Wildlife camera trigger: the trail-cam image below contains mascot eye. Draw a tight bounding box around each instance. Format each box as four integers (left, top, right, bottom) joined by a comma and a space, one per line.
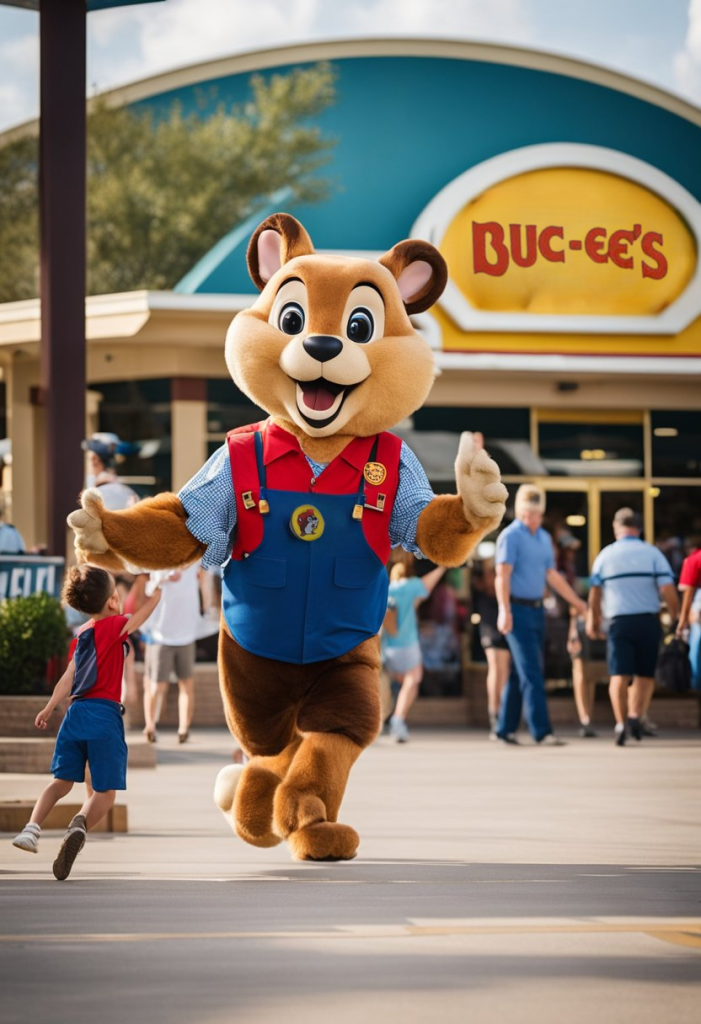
278, 302, 306, 335
346, 308, 374, 344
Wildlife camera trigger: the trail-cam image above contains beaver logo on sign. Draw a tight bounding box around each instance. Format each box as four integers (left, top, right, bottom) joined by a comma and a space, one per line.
290, 505, 325, 541
363, 462, 387, 486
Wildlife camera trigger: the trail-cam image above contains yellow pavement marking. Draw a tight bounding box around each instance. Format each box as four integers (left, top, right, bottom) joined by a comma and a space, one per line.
645, 930, 701, 950
1, 921, 699, 945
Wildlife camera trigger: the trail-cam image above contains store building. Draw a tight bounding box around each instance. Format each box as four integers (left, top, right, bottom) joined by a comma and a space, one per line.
1, 39, 700, 713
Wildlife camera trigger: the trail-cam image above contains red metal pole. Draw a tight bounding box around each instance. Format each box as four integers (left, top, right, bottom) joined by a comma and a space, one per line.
39, 0, 87, 555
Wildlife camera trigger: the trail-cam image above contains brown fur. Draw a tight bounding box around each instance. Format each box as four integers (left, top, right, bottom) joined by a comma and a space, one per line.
415, 495, 485, 567
68, 213, 507, 861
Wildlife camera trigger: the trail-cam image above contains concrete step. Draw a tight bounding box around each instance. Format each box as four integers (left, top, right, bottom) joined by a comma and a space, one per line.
0, 801, 127, 833
0, 735, 156, 774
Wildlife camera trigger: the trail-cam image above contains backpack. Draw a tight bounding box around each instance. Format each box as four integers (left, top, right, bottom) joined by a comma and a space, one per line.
655, 637, 691, 693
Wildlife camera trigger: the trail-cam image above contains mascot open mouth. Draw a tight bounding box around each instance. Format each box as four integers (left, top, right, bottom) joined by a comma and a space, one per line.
294, 378, 359, 428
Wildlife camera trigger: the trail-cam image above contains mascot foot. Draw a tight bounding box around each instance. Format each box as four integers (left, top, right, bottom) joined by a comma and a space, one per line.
287, 822, 359, 862
215, 762, 282, 848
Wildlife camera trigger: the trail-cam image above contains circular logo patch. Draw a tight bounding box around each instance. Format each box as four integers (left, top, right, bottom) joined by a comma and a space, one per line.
290, 505, 325, 541
363, 461, 387, 486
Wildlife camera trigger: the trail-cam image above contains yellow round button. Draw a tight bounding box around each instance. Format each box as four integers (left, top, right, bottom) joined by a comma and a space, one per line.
290, 505, 325, 541
364, 461, 387, 486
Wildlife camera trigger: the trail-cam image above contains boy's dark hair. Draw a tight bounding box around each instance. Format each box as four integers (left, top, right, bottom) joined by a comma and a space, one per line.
61, 565, 115, 615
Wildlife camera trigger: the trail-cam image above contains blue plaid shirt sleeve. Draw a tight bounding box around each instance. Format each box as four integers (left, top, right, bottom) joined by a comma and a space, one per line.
390, 442, 435, 556
178, 438, 435, 567
178, 445, 237, 569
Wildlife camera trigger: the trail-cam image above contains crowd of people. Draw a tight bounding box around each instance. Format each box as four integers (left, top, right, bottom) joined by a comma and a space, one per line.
6, 431, 701, 878
381, 484, 699, 747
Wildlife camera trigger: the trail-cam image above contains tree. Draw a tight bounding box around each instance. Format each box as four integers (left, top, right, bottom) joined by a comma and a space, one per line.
0, 63, 337, 302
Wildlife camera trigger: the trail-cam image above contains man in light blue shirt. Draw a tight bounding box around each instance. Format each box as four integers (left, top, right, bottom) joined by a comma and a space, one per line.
495, 485, 587, 745
587, 508, 678, 746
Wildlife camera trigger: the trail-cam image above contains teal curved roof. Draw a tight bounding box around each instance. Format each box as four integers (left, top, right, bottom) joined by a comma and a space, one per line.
124, 41, 701, 295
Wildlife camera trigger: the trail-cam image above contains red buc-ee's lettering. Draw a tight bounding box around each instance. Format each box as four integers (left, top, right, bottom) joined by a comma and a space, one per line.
472, 221, 668, 278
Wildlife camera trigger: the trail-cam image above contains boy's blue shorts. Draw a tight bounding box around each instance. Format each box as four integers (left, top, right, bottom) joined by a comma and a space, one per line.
51, 699, 127, 792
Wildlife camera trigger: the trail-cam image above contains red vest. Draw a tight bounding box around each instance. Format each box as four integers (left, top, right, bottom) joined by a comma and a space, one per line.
227, 421, 402, 563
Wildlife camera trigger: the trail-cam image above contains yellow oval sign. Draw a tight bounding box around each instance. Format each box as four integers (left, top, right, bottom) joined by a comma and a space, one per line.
440, 167, 696, 315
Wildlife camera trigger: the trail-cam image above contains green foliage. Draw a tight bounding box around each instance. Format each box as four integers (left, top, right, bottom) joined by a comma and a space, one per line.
0, 134, 40, 302
0, 592, 70, 694
0, 62, 337, 302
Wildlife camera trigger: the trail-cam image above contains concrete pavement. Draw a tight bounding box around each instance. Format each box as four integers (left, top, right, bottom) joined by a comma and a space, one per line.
1, 726, 700, 1023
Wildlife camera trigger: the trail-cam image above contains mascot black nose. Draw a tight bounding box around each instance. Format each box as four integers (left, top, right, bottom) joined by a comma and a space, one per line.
303, 334, 343, 363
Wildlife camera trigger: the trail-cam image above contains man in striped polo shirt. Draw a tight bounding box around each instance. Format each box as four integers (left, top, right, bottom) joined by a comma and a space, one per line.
587, 508, 678, 746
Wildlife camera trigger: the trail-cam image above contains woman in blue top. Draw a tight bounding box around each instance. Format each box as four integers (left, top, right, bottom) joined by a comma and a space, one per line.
383, 561, 446, 742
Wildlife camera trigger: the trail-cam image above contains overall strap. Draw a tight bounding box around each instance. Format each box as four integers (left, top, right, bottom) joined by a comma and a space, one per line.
358, 431, 403, 563
227, 430, 265, 560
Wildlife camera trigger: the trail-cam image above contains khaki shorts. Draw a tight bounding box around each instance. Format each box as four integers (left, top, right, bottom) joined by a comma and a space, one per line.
145, 642, 196, 682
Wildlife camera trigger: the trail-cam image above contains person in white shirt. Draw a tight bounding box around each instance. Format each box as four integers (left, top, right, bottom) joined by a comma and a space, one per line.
587, 508, 678, 745
141, 563, 204, 743
84, 435, 138, 512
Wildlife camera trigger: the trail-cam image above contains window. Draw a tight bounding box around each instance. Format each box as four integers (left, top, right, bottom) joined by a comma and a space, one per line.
651, 410, 701, 479
402, 406, 533, 484
538, 421, 644, 477
653, 486, 701, 577
96, 379, 171, 496
206, 379, 266, 457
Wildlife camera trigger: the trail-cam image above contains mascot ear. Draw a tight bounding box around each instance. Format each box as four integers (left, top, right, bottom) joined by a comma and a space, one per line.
379, 240, 448, 315
247, 213, 315, 291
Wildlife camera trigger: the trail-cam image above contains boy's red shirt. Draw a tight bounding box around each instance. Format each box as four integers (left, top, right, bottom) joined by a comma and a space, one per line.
68, 615, 130, 703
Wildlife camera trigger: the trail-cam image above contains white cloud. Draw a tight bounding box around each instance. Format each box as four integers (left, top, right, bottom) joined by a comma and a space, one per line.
0, 32, 38, 129
86, 0, 534, 94
673, 0, 701, 101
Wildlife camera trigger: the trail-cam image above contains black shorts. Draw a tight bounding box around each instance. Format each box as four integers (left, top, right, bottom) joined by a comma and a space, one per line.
607, 614, 661, 679
480, 624, 509, 652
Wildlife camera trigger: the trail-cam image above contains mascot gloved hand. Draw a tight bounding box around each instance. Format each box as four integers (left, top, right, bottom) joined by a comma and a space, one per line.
68, 213, 507, 862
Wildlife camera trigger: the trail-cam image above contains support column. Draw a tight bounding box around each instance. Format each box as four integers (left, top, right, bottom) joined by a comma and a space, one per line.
39, 0, 87, 555
7, 356, 46, 550
171, 379, 208, 492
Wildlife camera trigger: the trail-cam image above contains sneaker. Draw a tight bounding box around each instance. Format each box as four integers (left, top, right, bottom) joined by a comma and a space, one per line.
389, 715, 410, 743
53, 813, 87, 881
627, 717, 643, 742
12, 823, 40, 854
578, 724, 598, 738
615, 725, 627, 747
539, 734, 566, 746
497, 733, 520, 745
640, 717, 658, 737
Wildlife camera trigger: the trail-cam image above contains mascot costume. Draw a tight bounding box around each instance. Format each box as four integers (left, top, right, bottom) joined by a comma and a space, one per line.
68, 214, 507, 861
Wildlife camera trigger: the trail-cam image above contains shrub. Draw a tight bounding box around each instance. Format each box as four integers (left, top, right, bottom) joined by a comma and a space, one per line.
0, 593, 70, 695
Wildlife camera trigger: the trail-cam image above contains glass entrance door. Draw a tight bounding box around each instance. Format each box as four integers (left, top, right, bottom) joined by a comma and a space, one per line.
597, 488, 645, 549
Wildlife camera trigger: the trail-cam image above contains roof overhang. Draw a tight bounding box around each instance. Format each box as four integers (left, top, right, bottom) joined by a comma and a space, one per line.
0, 290, 250, 354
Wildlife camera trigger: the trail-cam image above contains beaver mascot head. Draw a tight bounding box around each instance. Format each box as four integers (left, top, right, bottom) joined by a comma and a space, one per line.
67, 212, 507, 863
226, 213, 447, 456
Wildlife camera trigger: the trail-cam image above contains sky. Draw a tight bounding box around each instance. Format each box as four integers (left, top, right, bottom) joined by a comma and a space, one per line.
0, 0, 698, 133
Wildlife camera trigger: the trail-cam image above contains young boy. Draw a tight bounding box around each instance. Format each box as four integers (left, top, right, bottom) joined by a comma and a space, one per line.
12, 564, 162, 880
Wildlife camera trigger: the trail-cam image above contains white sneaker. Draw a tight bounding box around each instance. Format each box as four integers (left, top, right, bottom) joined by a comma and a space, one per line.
389, 715, 410, 743
12, 823, 41, 853
539, 734, 567, 747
